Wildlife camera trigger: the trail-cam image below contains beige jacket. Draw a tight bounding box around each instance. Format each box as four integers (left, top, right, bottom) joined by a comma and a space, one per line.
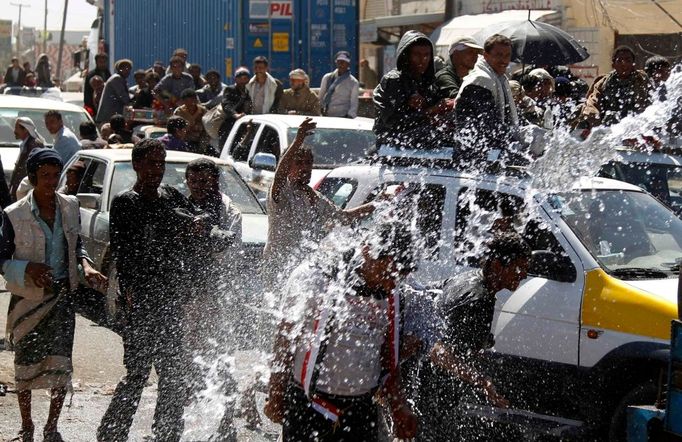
278, 86, 320, 116
5, 192, 82, 299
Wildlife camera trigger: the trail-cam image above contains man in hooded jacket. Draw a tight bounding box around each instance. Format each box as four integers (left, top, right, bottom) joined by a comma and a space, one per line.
373, 31, 454, 149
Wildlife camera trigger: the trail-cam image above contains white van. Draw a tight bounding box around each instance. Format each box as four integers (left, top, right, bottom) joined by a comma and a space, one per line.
318, 157, 679, 440
219, 115, 375, 196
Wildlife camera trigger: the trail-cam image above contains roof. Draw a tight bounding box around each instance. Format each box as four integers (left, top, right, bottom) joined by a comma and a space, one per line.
245, 114, 374, 131
327, 162, 643, 194
604, 0, 682, 35
77, 148, 232, 165
614, 148, 682, 166
572, 176, 644, 192
0, 95, 86, 113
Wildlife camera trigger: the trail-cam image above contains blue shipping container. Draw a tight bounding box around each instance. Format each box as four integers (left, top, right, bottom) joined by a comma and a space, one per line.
103, 0, 358, 87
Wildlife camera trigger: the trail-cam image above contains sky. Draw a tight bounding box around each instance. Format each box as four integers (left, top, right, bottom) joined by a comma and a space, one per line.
0, 0, 98, 32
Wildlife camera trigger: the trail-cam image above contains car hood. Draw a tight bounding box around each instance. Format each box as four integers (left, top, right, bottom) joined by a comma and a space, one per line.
242, 213, 268, 245
623, 277, 679, 305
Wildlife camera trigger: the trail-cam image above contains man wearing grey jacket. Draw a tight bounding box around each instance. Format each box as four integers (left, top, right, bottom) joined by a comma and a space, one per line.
319, 51, 359, 118
96, 59, 132, 124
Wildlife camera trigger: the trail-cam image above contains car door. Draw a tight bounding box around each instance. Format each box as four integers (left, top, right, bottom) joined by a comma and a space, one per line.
226, 120, 262, 193
76, 158, 110, 267
452, 183, 584, 365
247, 124, 281, 195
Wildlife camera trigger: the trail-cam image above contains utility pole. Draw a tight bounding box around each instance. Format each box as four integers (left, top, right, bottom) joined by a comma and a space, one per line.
56, 0, 69, 82
10, 1, 30, 56
43, 0, 48, 54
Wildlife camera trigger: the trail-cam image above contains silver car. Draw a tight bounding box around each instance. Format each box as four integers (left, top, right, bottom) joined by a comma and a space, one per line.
60, 149, 268, 285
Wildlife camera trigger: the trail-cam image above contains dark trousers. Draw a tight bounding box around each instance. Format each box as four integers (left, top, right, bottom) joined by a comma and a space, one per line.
97, 319, 186, 442
283, 383, 379, 442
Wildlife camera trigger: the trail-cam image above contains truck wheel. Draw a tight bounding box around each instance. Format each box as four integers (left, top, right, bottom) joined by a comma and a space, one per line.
608, 380, 658, 442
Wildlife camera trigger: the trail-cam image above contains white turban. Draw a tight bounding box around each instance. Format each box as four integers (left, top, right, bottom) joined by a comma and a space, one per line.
15, 117, 45, 144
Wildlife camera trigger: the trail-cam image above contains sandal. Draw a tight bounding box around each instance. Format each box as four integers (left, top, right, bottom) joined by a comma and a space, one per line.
42, 431, 63, 442
11, 425, 34, 442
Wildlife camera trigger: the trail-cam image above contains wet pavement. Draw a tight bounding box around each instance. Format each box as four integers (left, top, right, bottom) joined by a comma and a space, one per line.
0, 292, 280, 442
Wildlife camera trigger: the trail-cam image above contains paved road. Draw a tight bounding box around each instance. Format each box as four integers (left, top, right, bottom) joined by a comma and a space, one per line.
0, 292, 280, 441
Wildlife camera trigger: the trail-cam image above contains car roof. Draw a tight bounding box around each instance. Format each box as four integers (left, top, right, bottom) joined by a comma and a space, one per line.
613, 147, 682, 166
325, 163, 645, 194
244, 114, 374, 130
76, 148, 232, 165
0, 95, 86, 113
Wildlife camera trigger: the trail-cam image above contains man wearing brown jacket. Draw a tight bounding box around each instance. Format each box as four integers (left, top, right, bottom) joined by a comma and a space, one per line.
579, 46, 650, 129
277, 69, 320, 116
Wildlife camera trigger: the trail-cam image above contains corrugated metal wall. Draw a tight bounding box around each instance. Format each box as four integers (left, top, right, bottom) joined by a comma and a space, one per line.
104, 0, 241, 81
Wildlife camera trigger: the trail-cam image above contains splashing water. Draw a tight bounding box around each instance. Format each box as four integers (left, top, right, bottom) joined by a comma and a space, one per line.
181, 67, 682, 440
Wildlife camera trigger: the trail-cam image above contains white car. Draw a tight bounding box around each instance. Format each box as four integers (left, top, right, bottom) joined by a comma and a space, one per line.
599, 146, 682, 216
0, 95, 95, 183
61, 149, 267, 281
219, 114, 375, 196
318, 149, 680, 440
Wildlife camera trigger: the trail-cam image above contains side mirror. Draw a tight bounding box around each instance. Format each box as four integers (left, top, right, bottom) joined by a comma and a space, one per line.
77, 193, 101, 210
251, 152, 277, 172
529, 250, 577, 283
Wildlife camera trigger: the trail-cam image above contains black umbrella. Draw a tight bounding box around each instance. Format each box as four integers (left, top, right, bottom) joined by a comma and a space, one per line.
472, 19, 590, 66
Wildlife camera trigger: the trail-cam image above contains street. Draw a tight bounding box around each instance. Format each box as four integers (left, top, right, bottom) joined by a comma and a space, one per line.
0, 292, 280, 442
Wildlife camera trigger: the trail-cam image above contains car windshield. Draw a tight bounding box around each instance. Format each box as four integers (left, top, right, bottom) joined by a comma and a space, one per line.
600, 161, 682, 216
0, 107, 92, 147
549, 189, 682, 277
111, 162, 264, 214
287, 127, 375, 167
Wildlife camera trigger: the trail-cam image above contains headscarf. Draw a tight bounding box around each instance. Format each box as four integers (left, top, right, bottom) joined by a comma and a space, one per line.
15, 117, 46, 144
26, 147, 63, 175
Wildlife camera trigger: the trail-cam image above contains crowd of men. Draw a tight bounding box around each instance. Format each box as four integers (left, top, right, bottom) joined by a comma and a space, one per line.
1, 29, 679, 442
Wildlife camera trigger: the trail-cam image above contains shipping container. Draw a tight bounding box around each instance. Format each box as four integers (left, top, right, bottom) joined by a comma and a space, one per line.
103, 0, 358, 88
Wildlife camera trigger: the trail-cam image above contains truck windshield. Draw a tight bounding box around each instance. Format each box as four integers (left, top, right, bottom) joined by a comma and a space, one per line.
549, 190, 682, 278
287, 127, 375, 167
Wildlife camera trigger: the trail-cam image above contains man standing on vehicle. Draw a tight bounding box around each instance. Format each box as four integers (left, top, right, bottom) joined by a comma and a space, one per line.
96, 59, 132, 124
4, 57, 26, 87
455, 34, 520, 155
97, 139, 202, 442
373, 31, 454, 148
154, 56, 195, 111
264, 223, 419, 441
218, 67, 253, 147
278, 69, 320, 116
84, 53, 111, 113
44, 110, 81, 164
246, 56, 283, 115
319, 51, 359, 118
579, 46, 650, 130
435, 36, 483, 99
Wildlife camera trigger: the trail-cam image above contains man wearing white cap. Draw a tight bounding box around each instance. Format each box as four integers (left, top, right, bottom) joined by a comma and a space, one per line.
319, 51, 359, 118
10, 117, 45, 202
278, 69, 320, 116
435, 36, 483, 99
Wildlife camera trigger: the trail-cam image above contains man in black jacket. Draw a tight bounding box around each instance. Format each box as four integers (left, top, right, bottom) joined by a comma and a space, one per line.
84, 53, 111, 111
219, 67, 253, 147
435, 36, 483, 99
373, 31, 454, 149
97, 139, 202, 442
